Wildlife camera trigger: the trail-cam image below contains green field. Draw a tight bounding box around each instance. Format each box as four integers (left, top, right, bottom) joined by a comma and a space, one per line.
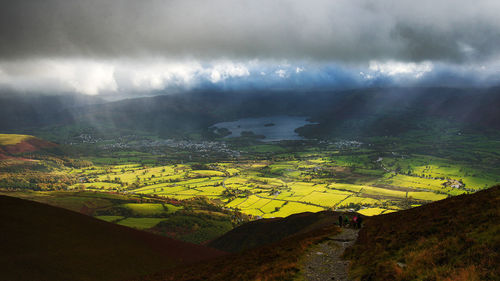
58, 144, 499, 218
117, 217, 167, 229
122, 203, 183, 215
96, 215, 124, 222
2, 130, 499, 220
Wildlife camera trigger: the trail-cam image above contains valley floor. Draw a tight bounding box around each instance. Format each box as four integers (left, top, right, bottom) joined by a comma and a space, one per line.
1, 132, 499, 245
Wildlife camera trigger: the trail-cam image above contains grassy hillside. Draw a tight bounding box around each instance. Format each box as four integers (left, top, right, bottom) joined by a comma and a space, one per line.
0, 134, 34, 145
344, 185, 500, 280
0, 195, 225, 281
0, 133, 56, 155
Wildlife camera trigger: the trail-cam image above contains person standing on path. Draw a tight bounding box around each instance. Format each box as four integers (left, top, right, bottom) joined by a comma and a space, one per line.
338, 214, 343, 227
344, 215, 350, 227
357, 215, 363, 229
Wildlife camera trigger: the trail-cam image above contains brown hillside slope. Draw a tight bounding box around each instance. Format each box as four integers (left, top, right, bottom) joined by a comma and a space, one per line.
0, 195, 225, 281
344, 186, 500, 281
1, 137, 57, 154
208, 211, 341, 253
135, 216, 341, 281
0, 134, 57, 159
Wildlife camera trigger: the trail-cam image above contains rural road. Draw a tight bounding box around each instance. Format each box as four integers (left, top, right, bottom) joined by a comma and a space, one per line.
302, 228, 359, 281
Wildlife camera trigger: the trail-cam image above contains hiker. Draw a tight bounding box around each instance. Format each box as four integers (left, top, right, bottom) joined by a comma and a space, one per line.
338, 215, 343, 227
344, 215, 349, 227
352, 215, 358, 228
357, 215, 363, 229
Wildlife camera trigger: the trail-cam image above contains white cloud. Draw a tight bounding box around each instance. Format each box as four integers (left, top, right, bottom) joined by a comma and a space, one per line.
0, 59, 117, 95
207, 62, 249, 83
369, 60, 433, 78
275, 69, 288, 78
121, 60, 202, 90
359, 71, 373, 80
0, 59, 251, 95
2, 58, 500, 96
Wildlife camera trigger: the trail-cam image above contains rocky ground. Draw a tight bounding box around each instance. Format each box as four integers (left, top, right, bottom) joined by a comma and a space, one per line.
302, 228, 359, 281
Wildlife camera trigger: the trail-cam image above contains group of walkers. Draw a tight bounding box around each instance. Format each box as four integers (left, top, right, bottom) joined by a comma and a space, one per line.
338, 214, 363, 229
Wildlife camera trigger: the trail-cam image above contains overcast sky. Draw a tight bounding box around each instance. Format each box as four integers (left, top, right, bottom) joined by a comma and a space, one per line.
1, 0, 499, 96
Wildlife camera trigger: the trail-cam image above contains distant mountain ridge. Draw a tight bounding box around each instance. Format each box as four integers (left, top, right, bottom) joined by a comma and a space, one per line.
2, 87, 500, 139
0, 92, 104, 131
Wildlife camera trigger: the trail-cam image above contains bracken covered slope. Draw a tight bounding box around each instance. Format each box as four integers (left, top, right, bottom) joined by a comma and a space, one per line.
208, 210, 340, 253
135, 212, 343, 281
136, 226, 339, 281
344, 186, 500, 281
0, 134, 57, 158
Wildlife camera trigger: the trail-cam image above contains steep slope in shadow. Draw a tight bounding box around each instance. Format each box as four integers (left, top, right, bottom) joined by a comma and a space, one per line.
208, 211, 339, 253
0, 195, 225, 281
135, 223, 340, 281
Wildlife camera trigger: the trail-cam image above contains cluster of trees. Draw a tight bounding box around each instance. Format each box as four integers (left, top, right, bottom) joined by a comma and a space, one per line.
0, 173, 76, 191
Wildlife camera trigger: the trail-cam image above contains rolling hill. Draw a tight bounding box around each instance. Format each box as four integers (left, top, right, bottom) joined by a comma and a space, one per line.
0, 134, 57, 158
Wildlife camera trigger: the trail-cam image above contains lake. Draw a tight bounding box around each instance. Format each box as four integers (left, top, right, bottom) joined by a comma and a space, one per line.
211, 116, 316, 142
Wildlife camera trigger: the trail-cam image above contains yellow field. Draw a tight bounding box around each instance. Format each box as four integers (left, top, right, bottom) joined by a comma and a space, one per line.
67, 154, 474, 220
0, 134, 33, 145
196, 185, 226, 195
337, 196, 380, 207
358, 207, 387, 216
359, 186, 407, 198
271, 202, 324, 218
385, 174, 446, 191
260, 200, 286, 213
190, 170, 226, 177
300, 191, 352, 207
407, 191, 448, 201
329, 183, 366, 193
122, 203, 166, 215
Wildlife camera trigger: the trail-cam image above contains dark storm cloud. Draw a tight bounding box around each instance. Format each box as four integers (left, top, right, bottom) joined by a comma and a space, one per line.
1, 0, 500, 63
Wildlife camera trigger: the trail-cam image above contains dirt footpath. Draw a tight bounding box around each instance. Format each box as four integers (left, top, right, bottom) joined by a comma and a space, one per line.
301, 228, 359, 281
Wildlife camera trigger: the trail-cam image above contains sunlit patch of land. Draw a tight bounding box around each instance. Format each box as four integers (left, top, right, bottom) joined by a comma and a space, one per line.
1, 130, 499, 243
51, 136, 499, 219
0, 134, 34, 145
